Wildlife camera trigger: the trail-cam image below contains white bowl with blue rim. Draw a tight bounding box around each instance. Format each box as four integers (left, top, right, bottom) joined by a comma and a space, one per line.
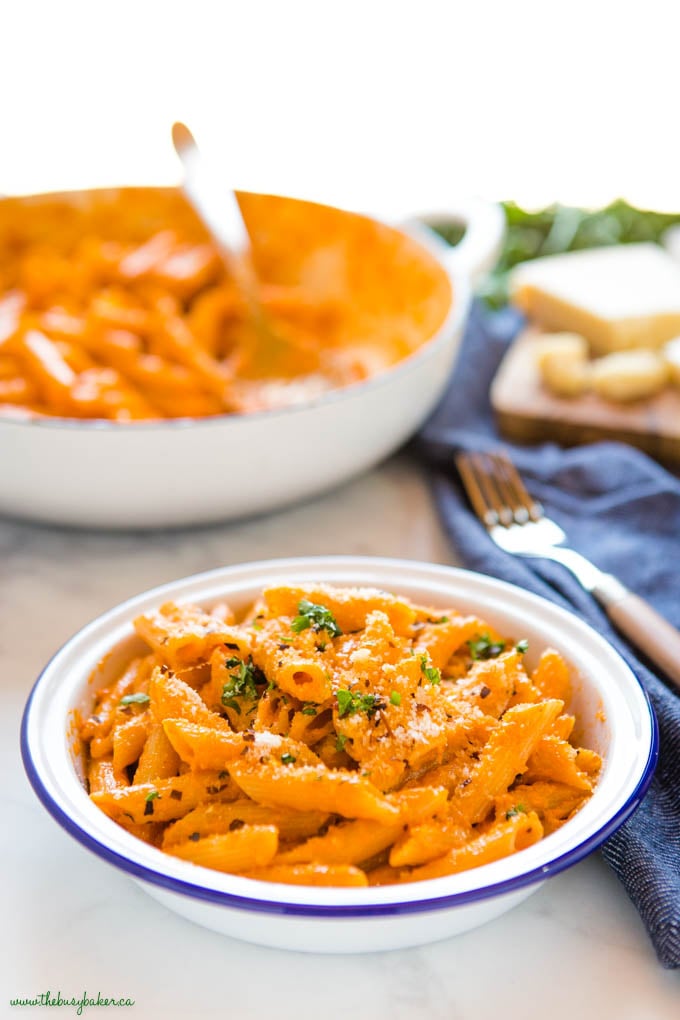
21, 556, 657, 953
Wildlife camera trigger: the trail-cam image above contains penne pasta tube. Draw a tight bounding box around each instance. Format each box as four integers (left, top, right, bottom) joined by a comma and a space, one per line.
409, 811, 544, 881
227, 762, 400, 824
162, 801, 329, 848
242, 863, 368, 887
168, 826, 278, 873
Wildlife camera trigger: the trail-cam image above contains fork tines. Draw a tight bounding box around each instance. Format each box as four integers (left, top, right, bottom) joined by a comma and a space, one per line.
455, 450, 544, 530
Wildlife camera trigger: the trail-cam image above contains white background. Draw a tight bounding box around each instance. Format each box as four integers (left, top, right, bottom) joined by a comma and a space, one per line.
2, 0, 680, 216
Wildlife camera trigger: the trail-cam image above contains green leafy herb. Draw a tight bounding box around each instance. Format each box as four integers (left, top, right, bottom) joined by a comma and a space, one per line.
251, 622, 263, 631
419, 654, 441, 685
301, 704, 317, 716
430, 615, 450, 624
515, 639, 529, 654
119, 692, 150, 707
144, 789, 160, 815
505, 803, 527, 820
291, 599, 342, 638
468, 634, 506, 661
431, 199, 680, 309
390, 690, 402, 706
335, 733, 348, 752
221, 658, 265, 711
280, 753, 296, 765
336, 688, 385, 718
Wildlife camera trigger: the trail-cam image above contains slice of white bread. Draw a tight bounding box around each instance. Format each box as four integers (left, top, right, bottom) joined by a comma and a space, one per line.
511, 243, 680, 355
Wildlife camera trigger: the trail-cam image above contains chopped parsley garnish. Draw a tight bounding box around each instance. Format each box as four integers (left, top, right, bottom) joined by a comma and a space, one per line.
506, 803, 527, 820
468, 634, 506, 661
221, 657, 265, 712
335, 733, 348, 752
430, 615, 450, 624
301, 704, 317, 716
515, 639, 529, 654
251, 622, 263, 631
419, 654, 441, 685
119, 692, 150, 706
291, 599, 342, 638
390, 690, 402, 706
336, 688, 385, 718
317, 641, 327, 652
280, 753, 296, 765
144, 789, 160, 816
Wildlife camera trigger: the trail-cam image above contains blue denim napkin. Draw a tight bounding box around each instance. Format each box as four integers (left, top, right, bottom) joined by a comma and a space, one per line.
414, 302, 680, 968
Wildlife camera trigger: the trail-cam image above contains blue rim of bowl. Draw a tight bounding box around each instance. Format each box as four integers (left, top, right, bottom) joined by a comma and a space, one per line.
20, 653, 659, 919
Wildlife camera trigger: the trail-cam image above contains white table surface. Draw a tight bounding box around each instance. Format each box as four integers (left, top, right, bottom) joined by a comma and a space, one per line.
3, 455, 679, 1019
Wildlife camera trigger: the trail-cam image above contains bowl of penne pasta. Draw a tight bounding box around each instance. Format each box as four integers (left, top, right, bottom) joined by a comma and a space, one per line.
21, 557, 657, 952
0, 187, 503, 528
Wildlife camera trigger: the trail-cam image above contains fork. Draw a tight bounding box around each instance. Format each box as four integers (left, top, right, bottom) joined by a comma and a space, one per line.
456, 449, 680, 691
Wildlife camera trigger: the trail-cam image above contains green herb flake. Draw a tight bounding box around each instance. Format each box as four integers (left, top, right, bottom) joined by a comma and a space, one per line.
335, 733, 348, 752
419, 654, 441, 685
468, 634, 506, 661
506, 803, 528, 820
515, 639, 529, 654
119, 692, 150, 707
301, 704, 317, 716
251, 622, 263, 631
221, 658, 266, 710
280, 753, 296, 765
291, 599, 342, 638
145, 790, 160, 803
336, 688, 385, 718
390, 690, 402, 706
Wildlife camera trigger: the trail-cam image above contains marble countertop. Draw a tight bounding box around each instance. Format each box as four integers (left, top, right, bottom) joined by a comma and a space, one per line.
3, 455, 679, 1018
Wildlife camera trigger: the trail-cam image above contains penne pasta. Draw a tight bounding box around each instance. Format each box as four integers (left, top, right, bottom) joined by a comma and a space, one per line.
408, 812, 544, 881
168, 826, 279, 873
79, 584, 601, 886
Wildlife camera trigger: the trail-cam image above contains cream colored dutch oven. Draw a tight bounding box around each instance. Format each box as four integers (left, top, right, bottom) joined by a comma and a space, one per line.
1, 189, 503, 528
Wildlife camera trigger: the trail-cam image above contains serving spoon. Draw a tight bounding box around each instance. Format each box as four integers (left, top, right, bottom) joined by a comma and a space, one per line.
171, 121, 284, 372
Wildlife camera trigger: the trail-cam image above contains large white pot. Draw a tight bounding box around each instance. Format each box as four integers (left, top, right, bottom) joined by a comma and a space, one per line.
2, 196, 503, 528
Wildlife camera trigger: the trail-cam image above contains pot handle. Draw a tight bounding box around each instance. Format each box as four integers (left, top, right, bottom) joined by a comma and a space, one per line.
403, 198, 506, 285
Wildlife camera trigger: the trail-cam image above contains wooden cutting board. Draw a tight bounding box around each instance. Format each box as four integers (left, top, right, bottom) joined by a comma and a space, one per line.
491, 328, 680, 463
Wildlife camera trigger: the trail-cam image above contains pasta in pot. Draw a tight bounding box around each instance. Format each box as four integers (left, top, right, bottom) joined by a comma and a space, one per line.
0, 188, 452, 421
78, 583, 601, 887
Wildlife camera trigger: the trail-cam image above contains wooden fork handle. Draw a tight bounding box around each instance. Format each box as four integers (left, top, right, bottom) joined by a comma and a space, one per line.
595, 584, 680, 691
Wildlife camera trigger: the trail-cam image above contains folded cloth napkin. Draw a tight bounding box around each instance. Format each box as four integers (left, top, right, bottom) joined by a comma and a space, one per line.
414, 301, 680, 968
